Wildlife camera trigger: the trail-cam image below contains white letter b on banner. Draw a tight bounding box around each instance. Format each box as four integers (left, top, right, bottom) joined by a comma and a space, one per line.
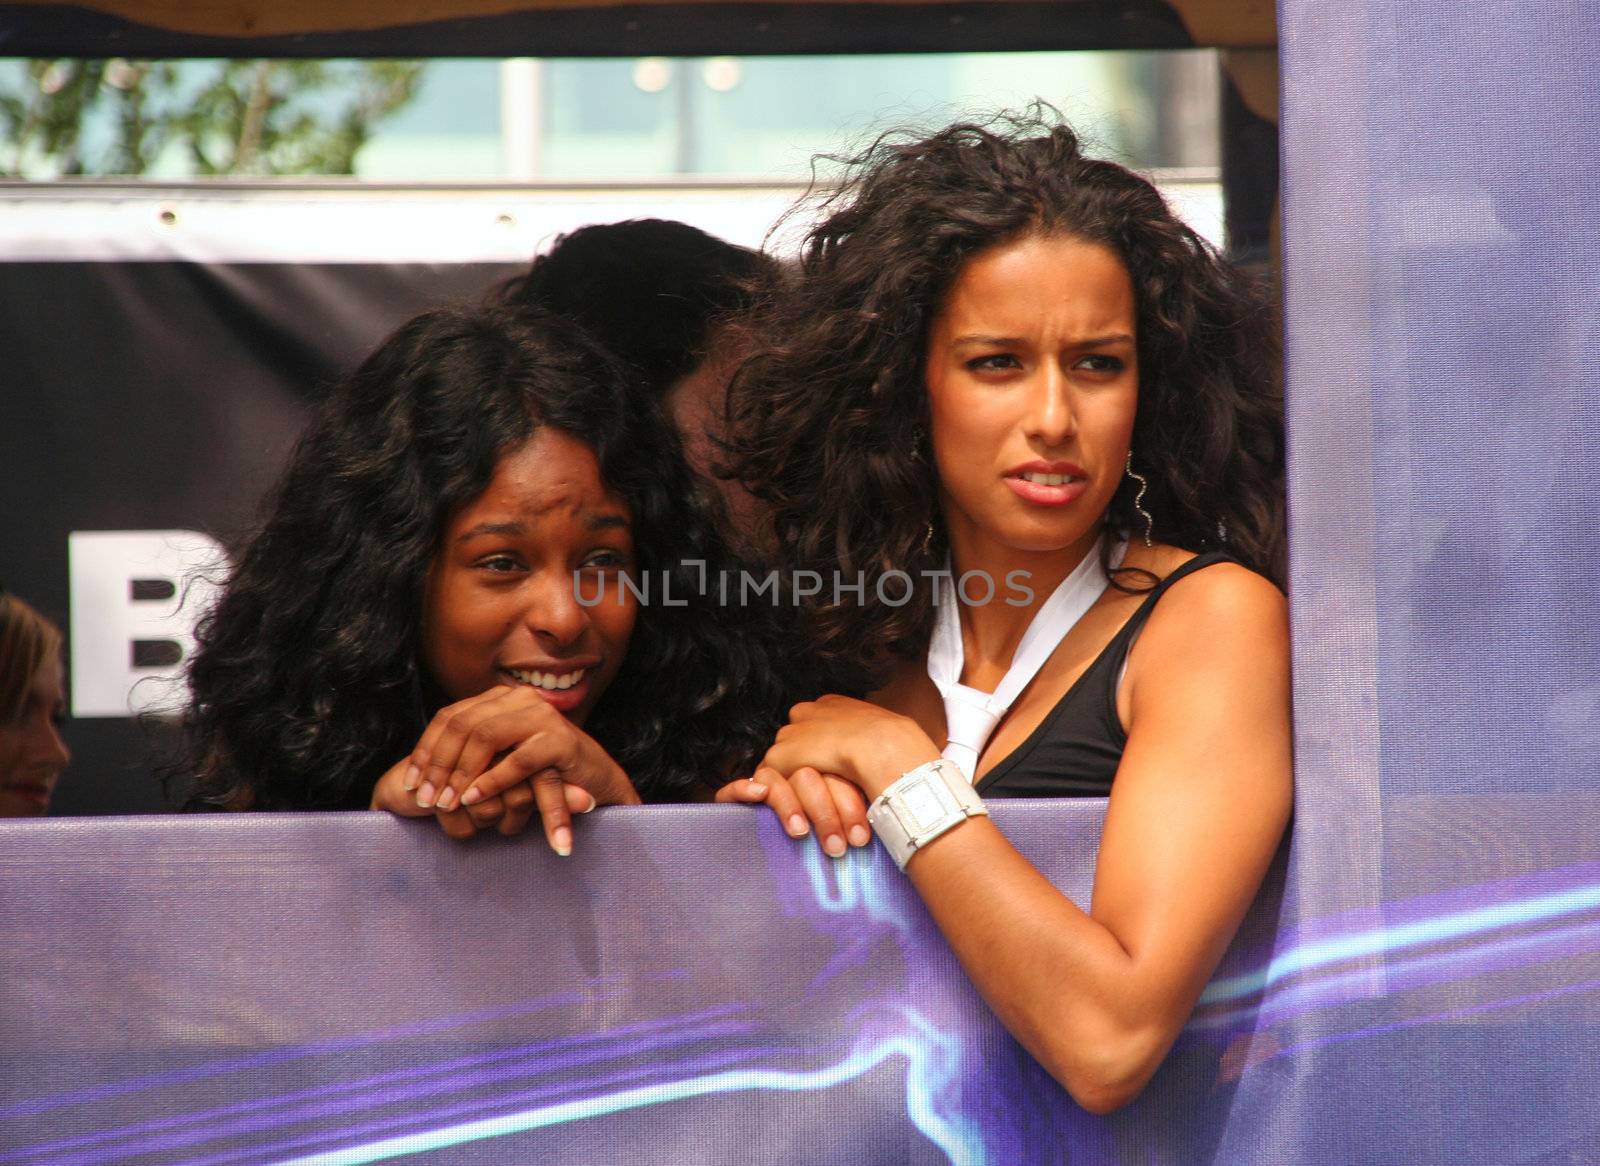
68, 531, 230, 718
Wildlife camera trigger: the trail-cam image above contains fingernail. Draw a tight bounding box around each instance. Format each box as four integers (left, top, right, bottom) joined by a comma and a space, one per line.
848, 824, 871, 848
824, 835, 847, 858
416, 781, 436, 809
403, 764, 420, 792
461, 786, 482, 806
747, 779, 767, 794
578, 793, 598, 813
436, 787, 458, 812
787, 814, 810, 837
552, 827, 573, 857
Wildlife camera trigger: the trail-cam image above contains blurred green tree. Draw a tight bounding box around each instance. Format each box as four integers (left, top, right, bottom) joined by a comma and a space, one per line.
0, 59, 423, 178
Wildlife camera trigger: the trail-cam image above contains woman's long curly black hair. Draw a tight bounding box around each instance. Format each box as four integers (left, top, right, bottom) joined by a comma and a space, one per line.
728, 110, 1286, 693
176, 303, 792, 811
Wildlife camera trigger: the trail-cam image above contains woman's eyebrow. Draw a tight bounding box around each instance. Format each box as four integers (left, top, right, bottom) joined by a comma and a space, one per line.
456, 520, 525, 542
456, 514, 628, 541
951, 333, 1024, 347
950, 332, 1135, 348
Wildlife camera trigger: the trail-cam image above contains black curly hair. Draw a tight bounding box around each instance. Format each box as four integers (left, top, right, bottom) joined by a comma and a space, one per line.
175, 303, 793, 811
728, 109, 1285, 693
495, 218, 780, 398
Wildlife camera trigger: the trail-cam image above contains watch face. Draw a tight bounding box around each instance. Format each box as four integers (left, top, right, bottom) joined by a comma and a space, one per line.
898, 776, 947, 832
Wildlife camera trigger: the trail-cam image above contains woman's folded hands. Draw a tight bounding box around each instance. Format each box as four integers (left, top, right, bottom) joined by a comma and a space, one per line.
371, 684, 640, 852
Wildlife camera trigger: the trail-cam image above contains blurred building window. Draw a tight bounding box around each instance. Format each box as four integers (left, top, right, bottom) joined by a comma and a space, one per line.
0, 51, 1220, 183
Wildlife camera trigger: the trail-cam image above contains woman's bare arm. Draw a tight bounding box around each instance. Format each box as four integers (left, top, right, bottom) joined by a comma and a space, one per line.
895, 564, 1292, 1111
741, 563, 1292, 1112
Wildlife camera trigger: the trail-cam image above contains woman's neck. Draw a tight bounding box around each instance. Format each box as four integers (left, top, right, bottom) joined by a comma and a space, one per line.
946, 525, 1104, 691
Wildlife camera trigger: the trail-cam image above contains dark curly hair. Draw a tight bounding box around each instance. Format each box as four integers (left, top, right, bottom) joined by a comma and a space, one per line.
175, 303, 792, 811
495, 218, 780, 398
728, 110, 1285, 693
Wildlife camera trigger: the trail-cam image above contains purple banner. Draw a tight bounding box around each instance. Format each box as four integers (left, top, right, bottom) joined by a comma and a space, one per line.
0, 803, 1294, 1165
4, 799, 1598, 1163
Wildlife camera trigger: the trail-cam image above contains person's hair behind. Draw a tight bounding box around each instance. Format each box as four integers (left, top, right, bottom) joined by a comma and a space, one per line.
0, 592, 62, 725
175, 304, 790, 812
728, 108, 1285, 692
495, 218, 780, 397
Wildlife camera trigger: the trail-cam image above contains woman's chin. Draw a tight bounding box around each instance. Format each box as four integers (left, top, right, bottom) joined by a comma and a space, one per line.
0, 785, 53, 817
967, 524, 1103, 558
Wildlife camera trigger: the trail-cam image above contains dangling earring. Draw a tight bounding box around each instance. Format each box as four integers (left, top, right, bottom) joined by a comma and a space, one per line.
1125, 451, 1154, 548
915, 421, 937, 556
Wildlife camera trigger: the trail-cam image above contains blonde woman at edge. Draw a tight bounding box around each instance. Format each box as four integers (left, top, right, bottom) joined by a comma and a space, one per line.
0, 589, 70, 817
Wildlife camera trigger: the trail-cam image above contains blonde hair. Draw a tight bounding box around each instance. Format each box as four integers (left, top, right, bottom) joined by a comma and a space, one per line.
0, 593, 62, 724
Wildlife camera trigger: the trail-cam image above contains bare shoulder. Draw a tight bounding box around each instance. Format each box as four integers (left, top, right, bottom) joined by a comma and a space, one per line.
1125, 556, 1289, 698
1117, 541, 1286, 642
1156, 559, 1286, 632
1113, 554, 1292, 812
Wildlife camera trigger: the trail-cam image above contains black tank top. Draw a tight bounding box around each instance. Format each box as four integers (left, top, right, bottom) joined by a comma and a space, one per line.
973, 552, 1234, 799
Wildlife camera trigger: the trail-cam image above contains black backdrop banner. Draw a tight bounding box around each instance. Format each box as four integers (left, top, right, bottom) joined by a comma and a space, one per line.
0, 254, 518, 813
0, 182, 831, 815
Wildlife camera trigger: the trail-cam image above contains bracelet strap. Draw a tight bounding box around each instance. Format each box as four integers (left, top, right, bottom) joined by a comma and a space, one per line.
867, 758, 989, 870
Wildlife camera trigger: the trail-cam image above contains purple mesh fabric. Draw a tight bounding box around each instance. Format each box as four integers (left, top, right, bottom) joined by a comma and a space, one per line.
0, 805, 1286, 1164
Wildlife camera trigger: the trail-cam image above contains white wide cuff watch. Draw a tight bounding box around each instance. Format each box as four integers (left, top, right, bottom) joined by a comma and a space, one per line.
867, 758, 989, 870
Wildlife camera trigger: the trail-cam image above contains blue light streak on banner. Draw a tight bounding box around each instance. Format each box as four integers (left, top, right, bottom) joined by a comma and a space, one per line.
0, 807, 1171, 1165
2, 797, 1596, 1164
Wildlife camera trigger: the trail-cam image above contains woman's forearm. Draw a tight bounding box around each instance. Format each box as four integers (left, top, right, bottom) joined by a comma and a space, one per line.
902, 818, 1190, 1113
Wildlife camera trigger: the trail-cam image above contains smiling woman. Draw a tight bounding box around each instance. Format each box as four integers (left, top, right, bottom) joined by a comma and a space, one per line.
173, 303, 792, 850
419, 427, 639, 724
372, 424, 646, 850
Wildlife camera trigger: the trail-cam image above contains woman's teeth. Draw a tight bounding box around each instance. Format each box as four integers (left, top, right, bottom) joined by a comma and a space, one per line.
1021, 472, 1077, 486
507, 668, 585, 691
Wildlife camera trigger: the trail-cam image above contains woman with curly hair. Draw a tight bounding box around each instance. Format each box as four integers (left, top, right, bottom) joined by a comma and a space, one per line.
714, 112, 1292, 1112
176, 303, 791, 851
